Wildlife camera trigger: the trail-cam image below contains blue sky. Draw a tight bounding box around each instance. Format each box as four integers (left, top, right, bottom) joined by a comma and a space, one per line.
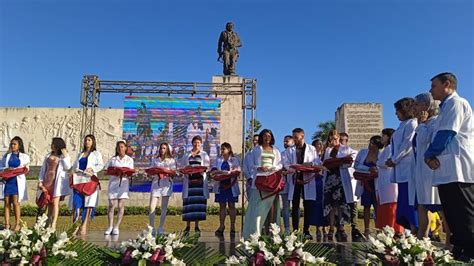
1, 0, 472, 145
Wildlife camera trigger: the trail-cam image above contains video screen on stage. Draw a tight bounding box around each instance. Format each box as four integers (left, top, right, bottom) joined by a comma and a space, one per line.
123, 96, 221, 168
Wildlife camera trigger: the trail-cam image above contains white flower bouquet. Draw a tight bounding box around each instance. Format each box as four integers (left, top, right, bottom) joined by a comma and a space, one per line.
360, 226, 453, 265
226, 223, 327, 265
120, 226, 196, 265
0, 214, 77, 265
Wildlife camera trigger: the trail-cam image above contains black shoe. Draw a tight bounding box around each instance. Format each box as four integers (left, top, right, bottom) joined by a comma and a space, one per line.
214, 228, 224, 237
303, 231, 313, 240
184, 226, 190, 233
351, 228, 365, 242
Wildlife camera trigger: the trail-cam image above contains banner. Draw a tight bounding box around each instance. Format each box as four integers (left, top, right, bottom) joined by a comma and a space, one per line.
123, 96, 221, 168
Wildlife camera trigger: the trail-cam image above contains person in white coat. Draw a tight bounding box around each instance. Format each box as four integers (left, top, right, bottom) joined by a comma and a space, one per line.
337, 133, 364, 242
280, 135, 294, 234
104, 141, 134, 236
375, 129, 403, 233
424, 73, 474, 261
71, 134, 104, 235
211, 142, 240, 236
242, 129, 283, 239
38, 137, 71, 230
322, 130, 357, 242
385, 97, 418, 232
283, 128, 320, 238
180, 135, 210, 233
149, 143, 176, 235
243, 134, 259, 198
1, 136, 30, 231
411, 92, 450, 243
353, 135, 383, 237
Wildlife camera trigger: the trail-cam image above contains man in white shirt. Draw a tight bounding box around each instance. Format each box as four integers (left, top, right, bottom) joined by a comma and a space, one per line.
425, 72, 474, 262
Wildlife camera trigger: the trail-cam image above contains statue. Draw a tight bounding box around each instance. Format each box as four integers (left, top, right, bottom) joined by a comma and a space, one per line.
217, 22, 242, 75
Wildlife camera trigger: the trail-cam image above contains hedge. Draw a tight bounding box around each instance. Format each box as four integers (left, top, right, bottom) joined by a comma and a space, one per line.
0, 204, 370, 218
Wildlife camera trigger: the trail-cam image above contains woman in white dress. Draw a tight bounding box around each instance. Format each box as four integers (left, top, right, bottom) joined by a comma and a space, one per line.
71, 134, 104, 235
411, 93, 450, 244
38, 137, 72, 230
149, 143, 176, 234
104, 141, 134, 235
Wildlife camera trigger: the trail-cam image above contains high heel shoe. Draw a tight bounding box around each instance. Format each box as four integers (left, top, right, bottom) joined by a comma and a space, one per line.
316, 230, 322, 242
214, 227, 224, 237
327, 231, 334, 242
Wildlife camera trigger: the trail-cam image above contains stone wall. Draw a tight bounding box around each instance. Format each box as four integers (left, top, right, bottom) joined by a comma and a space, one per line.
335, 103, 384, 150
0, 107, 123, 165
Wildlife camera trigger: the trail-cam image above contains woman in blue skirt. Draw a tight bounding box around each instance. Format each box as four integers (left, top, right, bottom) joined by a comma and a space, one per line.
211, 142, 240, 236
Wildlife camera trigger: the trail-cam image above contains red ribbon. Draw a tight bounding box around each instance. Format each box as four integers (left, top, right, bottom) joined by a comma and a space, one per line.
149, 248, 166, 263
284, 256, 300, 266
122, 249, 133, 265
250, 251, 266, 266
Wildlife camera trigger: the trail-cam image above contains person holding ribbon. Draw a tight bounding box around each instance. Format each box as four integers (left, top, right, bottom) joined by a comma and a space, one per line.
210, 142, 240, 236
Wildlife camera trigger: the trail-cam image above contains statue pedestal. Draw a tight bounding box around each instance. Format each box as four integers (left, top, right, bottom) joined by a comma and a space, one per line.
212, 75, 243, 154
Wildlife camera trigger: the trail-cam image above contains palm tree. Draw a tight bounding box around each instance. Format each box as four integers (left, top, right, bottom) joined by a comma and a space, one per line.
312, 120, 335, 143
245, 119, 262, 152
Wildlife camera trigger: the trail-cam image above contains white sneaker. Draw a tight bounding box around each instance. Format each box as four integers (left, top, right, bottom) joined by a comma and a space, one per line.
112, 228, 119, 235
104, 227, 113, 235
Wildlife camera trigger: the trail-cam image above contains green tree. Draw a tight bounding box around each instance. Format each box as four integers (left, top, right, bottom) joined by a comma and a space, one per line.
312, 120, 336, 143
245, 119, 262, 152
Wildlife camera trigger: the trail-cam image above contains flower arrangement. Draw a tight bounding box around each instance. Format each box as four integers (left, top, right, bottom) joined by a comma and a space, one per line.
0, 214, 77, 265
120, 226, 197, 265
359, 226, 453, 265
226, 223, 327, 265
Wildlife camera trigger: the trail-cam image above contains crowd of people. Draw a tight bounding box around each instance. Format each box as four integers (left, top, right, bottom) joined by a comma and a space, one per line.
0, 72, 472, 262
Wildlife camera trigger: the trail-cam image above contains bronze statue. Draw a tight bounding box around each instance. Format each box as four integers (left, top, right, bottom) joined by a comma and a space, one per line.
217, 22, 242, 75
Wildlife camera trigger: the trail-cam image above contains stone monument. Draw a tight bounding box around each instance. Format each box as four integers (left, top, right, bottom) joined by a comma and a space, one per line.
335, 103, 384, 150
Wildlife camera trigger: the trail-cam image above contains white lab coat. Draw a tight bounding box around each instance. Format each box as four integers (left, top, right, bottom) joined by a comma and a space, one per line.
38, 153, 72, 197
390, 118, 417, 183
248, 146, 283, 189
150, 157, 176, 197
376, 146, 398, 204
104, 155, 134, 200
69, 150, 104, 208
211, 156, 241, 197
411, 117, 441, 205
353, 148, 370, 198
0, 152, 30, 202
322, 145, 358, 203
180, 150, 210, 199
430, 92, 474, 185
282, 144, 321, 201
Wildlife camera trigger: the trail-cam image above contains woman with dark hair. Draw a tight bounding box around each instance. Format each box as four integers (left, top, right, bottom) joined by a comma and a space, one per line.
211, 142, 241, 236
354, 135, 383, 237
180, 135, 210, 233
385, 97, 418, 233
38, 137, 71, 229
412, 93, 450, 244
376, 129, 403, 233
1, 136, 30, 231
242, 129, 283, 239
71, 134, 104, 235
104, 141, 134, 235
149, 143, 176, 235
321, 130, 357, 242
